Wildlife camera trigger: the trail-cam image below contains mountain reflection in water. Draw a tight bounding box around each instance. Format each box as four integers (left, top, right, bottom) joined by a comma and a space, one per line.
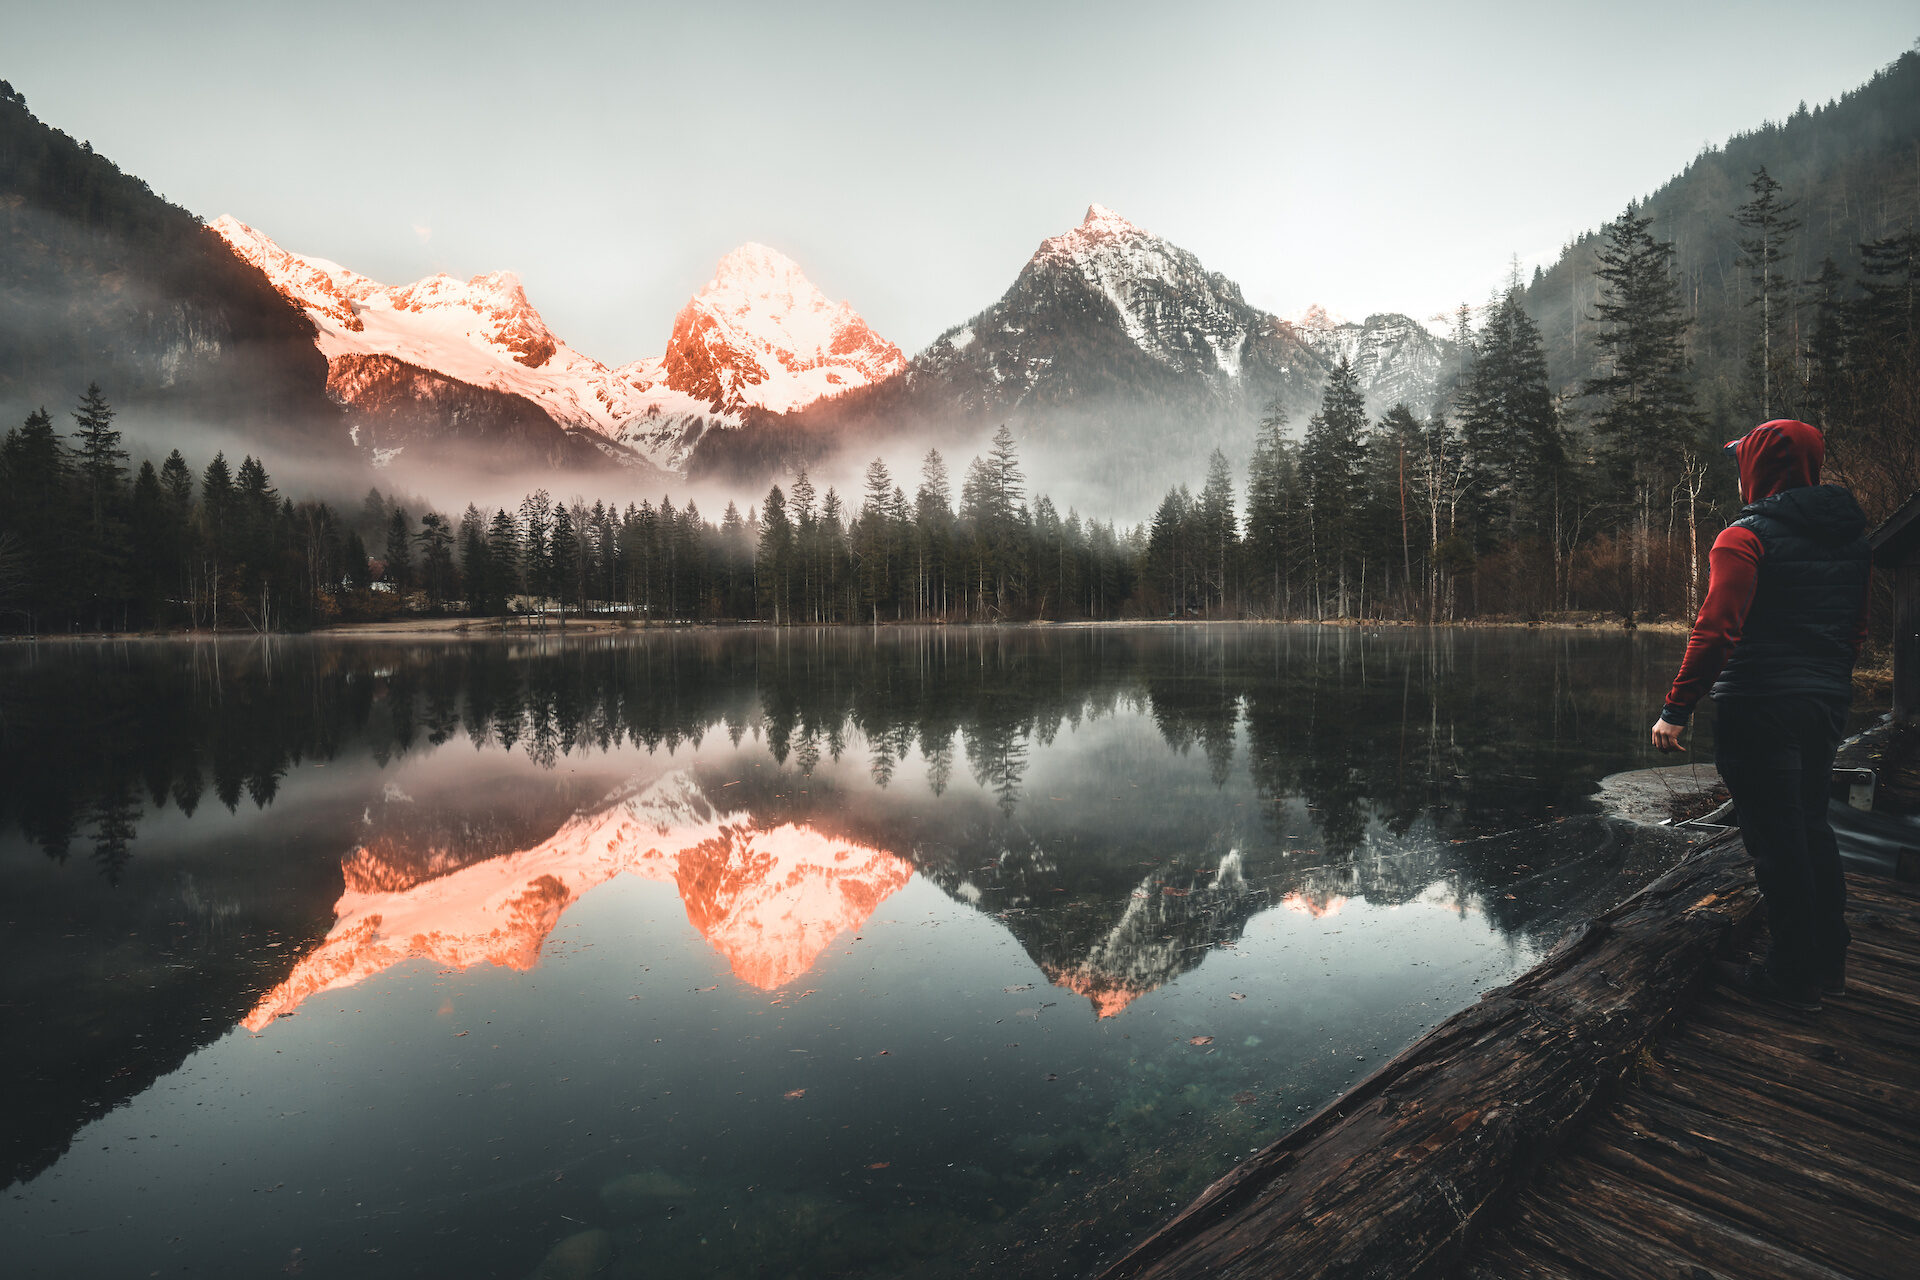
245, 772, 913, 1027
0, 627, 1709, 1279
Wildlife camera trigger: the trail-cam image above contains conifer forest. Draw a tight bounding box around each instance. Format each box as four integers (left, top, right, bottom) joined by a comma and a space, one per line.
3, 124, 1916, 639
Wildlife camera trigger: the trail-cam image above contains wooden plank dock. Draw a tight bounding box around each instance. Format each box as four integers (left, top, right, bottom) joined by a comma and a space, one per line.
1098, 733, 1920, 1280
1459, 872, 1920, 1280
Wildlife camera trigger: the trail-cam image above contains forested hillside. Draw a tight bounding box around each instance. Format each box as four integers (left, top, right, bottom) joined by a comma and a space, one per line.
1524, 49, 1919, 432
0, 82, 337, 435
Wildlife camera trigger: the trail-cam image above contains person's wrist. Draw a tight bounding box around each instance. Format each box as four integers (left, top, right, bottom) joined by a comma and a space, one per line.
1659, 705, 1690, 726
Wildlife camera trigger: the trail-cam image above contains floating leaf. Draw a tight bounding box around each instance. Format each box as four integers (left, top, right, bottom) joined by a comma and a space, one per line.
783, 1089, 806, 1100
1189, 1035, 1214, 1046
1003, 984, 1033, 993
867, 1162, 890, 1170
695, 985, 718, 992
1229, 992, 1247, 1001
453, 1031, 468, 1037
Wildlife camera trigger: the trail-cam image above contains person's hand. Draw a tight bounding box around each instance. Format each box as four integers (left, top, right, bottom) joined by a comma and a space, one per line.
1650, 718, 1687, 753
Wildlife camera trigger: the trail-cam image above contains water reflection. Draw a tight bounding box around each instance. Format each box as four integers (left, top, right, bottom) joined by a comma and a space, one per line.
0, 627, 1705, 1277
246, 772, 914, 1027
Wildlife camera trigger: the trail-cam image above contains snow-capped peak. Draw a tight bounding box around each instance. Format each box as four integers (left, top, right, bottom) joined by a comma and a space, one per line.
656, 243, 905, 416
1293, 303, 1348, 331
1035, 203, 1157, 264
1014, 202, 1259, 376
1079, 203, 1145, 237
214, 216, 905, 471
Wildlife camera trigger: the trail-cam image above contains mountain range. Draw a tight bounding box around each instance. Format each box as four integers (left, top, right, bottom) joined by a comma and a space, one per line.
212, 203, 1453, 498
9, 49, 1913, 502
691, 205, 1455, 507
1, 79, 1454, 500
213, 218, 906, 475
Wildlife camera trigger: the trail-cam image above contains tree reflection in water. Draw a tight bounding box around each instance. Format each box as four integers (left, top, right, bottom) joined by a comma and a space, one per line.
1, 626, 1699, 1208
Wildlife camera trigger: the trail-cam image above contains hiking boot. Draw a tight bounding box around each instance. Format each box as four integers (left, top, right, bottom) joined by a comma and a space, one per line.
1714, 960, 1822, 1012
1818, 962, 1847, 998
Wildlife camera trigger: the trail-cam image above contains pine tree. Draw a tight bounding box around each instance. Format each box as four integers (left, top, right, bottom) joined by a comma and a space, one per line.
1458, 288, 1563, 546
519, 490, 552, 609
1802, 255, 1849, 428
385, 507, 413, 592
914, 450, 953, 618
343, 529, 372, 589
128, 460, 167, 621
1195, 449, 1237, 613
984, 425, 1026, 611
69, 382, 123, 540
1583, 204, 1704, 616
1301, 356, 1370, 616
68, 383, 127, 622
1245, 401, 1301, 616
856, 457, 896, 618
414, 511, 455, 607
1732, 167, 1802, 419
159, 450, 193, 509
549, 503, 577, 617
0, 408, 70, 626
1147, 486, 1192, 614
487, 508, 521, 607
458, 505, 489, 612
756, 484, 794, 623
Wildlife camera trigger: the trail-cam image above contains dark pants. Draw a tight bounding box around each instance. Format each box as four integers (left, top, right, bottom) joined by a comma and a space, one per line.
1714, 695, 1851, 989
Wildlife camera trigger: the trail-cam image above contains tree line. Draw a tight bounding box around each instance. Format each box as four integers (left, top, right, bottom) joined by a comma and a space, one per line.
1131, 171, 1917, 625
3, 174, 1913, 635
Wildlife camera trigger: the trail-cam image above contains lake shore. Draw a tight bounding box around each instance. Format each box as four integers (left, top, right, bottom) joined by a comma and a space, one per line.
1, 612, 1697, 641
301, 613, 1698, 638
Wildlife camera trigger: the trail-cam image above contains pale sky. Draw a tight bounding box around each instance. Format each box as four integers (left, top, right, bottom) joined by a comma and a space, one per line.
5, 1, 1913, 364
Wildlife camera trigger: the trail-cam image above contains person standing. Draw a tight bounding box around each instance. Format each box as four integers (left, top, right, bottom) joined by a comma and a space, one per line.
1651, 419, 1872, 1011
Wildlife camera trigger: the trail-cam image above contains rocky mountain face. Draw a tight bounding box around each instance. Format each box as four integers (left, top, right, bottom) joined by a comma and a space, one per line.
689, 207, 1454, 511
0, 85, 337, 446
910, 204, 1323, 418
653, 242, 905, 416
215, 220, 901, 475
1292, 306, 1455, 417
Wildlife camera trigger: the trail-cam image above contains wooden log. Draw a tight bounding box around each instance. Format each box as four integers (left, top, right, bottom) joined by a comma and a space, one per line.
1096, 832, 1761, 1280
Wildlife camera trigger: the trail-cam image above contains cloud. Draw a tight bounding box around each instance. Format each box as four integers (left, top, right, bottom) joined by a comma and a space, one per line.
411, 221, 432, 245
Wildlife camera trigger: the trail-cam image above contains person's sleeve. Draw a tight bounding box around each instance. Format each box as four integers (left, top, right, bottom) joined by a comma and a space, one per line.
1661, 526, 1763, 724
1853, 565, 1874, 657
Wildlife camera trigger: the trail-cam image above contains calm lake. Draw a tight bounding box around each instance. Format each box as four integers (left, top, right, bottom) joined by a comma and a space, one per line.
1, 626, 1713, 1279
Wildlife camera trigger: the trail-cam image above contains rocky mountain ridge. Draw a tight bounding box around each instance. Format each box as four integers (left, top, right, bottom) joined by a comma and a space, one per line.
213, 218, 901, 473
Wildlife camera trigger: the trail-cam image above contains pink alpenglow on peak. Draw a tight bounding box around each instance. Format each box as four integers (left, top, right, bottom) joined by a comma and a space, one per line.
656, 242, 905, 417
1078, 203, 1147, 237
210, 217, 905, 471
240, 772, 913, 1029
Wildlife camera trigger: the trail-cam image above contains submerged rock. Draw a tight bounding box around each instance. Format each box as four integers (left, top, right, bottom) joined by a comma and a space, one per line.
598, 1169, 695, 1218
526, 1228, 613, 1280
1595, 764, 1727, 827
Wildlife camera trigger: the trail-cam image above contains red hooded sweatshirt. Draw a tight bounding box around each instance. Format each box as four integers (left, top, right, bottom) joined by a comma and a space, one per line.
1660, 420, 1871, 722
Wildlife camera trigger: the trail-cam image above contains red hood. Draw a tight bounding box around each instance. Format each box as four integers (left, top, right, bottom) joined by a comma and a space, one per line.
1729, 419, 1824, 502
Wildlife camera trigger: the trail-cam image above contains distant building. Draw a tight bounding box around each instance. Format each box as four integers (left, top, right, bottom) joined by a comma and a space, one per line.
341, 558, 397, 594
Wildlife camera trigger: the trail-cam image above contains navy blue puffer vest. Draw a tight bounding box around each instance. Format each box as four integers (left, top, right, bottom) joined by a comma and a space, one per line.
1712, 484, 1870, 702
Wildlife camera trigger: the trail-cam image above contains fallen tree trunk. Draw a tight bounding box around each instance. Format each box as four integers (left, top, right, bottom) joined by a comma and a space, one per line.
1097, 829, 1759, 1280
